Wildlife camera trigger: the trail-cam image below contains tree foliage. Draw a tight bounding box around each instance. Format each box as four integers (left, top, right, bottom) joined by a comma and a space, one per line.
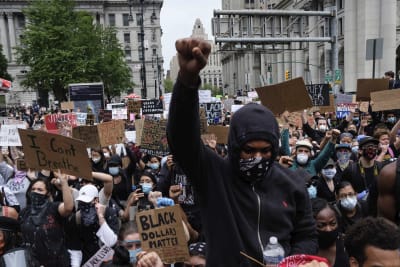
16, 0, 133, 102
0, 45, 12, 81
202, 83, 223, 97
163, 78, 174, 93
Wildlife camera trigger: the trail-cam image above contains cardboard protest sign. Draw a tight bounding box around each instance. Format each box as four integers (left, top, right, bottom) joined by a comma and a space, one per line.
83, 246, 114, 267
127, 100, 142, 116
247, 91, 258, 98
336, 93, 353, 105
142, 99, 164, 115
318, 94, 335, 114
18, 129, 92, 179
16, 158, 28, 171
136, 205, 189, 264
140, 119, 169, 157
256, 77, 312, 114
61, 101, 74, 111
0, 123, 26, 146
44, 113, 77, 136
206, 125, 229, 144
72, 125, 101, 148
306, 84, 330, 106
98, 109, 112, 122
336, 103, 358, 119
199, 108, 208, 134
134, 119, 144, 146
356, 78, 388, 101
199, 102, 222, 125
97, 120, 125, 147
371, 90, 400, 111
125, 131, 136, 143
222, 98, 235, 112
75, 112, 87, 126
198, 90, 212, 103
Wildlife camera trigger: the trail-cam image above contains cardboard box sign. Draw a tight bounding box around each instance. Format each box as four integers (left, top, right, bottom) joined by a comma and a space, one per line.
73, 120, 125, 148
140, 119, 169, 157
256, 77, 312, 114
371, 90, 400, 111
206, 125, 229, 144
18, 129, 92, 180
136, 205, 189, 264
356, 78, 389, 101
61, 101, 74, 111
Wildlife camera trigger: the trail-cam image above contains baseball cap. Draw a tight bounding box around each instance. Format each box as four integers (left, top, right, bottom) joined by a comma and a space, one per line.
76, 184, 99, 203
295, 140, 313, 150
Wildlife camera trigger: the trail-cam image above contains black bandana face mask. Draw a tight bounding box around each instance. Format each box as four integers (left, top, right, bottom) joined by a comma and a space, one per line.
79, 202, 98, 226
239, 156, 270, 182
30, 192, 49, 208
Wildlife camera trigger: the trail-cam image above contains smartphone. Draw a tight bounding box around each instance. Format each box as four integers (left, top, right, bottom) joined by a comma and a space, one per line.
132, 184, 142, 192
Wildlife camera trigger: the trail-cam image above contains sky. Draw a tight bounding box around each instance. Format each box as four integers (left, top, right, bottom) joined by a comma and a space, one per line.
160, 0, 222, 72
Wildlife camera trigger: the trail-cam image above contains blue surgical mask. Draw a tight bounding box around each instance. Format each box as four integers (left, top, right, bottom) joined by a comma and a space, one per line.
307, 185, 317, 199
141, 182, 153, 194
149, 163, 160, 170
109, 167, 119, 175
129, 248, 142, 264
388, 117, 396, 124
351, 146, 359, 154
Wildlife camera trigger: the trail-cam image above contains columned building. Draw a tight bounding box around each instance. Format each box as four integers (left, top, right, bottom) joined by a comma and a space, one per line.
0, 0, 164, 107
169, 19, 224, 93
217, 0, 400, 95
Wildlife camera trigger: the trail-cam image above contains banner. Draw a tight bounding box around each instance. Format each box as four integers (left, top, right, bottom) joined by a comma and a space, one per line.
44, 113, 77, 137
75, 112, 87, 126
0, 124, 26, 146
140, 119, 169, 157
305, 84, 330, 106
199, 102, 222, 125
136, 205, 189, 264
141, 99, 164, 115
18, 129, 92, 179
336, 103, 358, 119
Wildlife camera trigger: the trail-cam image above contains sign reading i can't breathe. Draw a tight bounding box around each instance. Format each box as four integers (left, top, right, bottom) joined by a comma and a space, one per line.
136, 205, 189, 264
18, 129, 92, 180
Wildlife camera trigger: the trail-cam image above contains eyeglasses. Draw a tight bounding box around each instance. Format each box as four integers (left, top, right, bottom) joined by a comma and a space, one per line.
241, 146, 272, 155
184, 264, 205, 267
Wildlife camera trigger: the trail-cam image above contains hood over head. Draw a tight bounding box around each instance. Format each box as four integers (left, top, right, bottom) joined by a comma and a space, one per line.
228, 103, 280, 167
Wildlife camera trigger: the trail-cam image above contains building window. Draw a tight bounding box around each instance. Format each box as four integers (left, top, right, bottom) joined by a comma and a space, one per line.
138, 46, 143, 60
125, 48, 131, 59
338, 0, 344, 10
245, 0, 255, 3
338, 18, 343, 36
136, 13, 143, 26
151, 29, 156, 42
109, 14, 115, 26
152, 48, 157, 56
124, 33, 131, 43
320, 26, 325, 37
123, 14, 130, 26
214, 78, 218, 87
17, 14, 25, 28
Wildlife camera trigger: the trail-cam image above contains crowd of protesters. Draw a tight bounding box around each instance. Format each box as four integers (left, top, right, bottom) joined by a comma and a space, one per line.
0, 37, 398, 267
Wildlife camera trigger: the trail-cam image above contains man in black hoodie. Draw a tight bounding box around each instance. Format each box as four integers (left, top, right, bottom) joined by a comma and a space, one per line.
167, 38, 317, 266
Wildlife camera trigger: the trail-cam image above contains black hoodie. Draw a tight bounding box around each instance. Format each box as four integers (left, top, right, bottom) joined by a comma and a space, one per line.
167, 78, 317, 266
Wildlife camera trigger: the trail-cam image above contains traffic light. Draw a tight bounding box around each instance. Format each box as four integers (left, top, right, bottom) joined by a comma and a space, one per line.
285, 70, 291, 80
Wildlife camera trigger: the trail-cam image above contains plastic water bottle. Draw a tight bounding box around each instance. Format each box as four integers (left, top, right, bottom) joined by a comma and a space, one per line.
263, 236, 285, 267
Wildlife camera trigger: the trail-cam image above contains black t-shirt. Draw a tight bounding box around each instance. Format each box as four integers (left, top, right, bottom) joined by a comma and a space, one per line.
19, 202, 70, 267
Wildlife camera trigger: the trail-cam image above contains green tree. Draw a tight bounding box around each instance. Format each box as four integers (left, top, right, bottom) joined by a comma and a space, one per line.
202, 83, 222, 97
0, 45, 12, 81
163, 78, 173, 93
16, 0, 132, 103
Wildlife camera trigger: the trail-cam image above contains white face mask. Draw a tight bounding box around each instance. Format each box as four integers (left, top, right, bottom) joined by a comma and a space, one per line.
103, 152, 110, 158
318, 125, 327, 132
340, 196, 357, 210
296, 153, 309, 165
322, 168, 337, 179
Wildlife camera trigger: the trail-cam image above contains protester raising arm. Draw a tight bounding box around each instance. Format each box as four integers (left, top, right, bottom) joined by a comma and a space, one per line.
53, 170, 74, 217
92, 171, 113, 203
167, 38, 212, 192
